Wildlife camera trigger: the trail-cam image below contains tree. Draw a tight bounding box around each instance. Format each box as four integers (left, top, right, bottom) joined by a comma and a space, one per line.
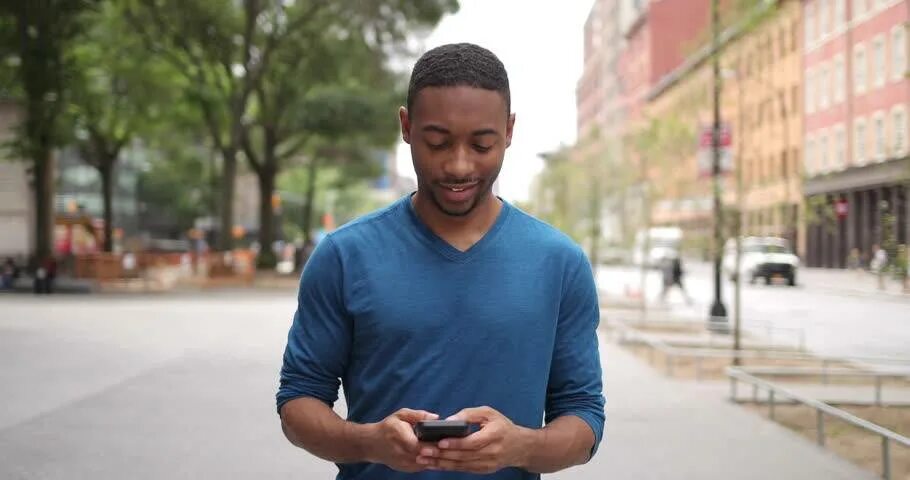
239, 1, 455, 268
0, 1, 99, 259
125, 0, 457, 253
65, 1, 180, 252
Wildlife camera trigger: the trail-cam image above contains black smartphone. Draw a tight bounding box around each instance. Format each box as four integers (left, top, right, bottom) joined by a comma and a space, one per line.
414, 420, 472, 442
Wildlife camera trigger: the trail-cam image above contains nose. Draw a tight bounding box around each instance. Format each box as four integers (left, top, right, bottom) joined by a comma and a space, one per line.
442, 144, 474, 180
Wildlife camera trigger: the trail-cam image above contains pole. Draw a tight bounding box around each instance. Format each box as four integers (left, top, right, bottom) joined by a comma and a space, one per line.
709, 0, 729, 331
733, 70, 744, 363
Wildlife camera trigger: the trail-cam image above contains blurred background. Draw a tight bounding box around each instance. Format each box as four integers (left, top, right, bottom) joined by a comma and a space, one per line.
0, 1, 908, 479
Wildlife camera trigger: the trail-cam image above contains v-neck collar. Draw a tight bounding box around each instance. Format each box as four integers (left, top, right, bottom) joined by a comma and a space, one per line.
402, 192, 512, 263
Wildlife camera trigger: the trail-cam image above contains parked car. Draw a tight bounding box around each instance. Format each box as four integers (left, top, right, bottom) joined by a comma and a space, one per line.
723, 236, 799, 286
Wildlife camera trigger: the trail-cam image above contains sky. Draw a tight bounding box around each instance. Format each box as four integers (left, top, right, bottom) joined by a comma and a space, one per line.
394, 0, 595, 203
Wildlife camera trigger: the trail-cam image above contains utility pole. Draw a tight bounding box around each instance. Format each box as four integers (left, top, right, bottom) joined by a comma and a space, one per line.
709, 0, 729, 332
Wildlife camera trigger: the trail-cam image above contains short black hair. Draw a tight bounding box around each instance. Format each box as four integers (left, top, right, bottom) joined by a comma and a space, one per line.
406, 43, 510, 114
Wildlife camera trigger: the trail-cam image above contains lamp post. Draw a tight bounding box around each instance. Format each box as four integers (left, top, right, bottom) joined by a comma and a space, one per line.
709, 0, 729, 331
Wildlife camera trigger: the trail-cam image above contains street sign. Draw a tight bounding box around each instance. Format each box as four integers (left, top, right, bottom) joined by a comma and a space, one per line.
835, 198, 848, 219
697, 123, 733, 178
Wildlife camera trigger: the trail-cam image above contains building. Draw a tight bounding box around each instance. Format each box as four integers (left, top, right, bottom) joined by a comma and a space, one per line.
801, 0, 909, 268
637, 1, 804, 257
0, 101, 33, 258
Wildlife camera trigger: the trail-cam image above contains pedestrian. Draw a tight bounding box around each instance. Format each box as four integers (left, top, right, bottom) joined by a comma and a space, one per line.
1, 257, 15, 290
33, 255, 57, 294
659, 254, 693, 305
847, 247, 862, 276
870, 244, 888, 290
276, 43, 605, 479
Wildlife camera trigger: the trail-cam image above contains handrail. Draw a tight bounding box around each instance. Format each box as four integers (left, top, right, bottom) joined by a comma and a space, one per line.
727, 367, 909, 479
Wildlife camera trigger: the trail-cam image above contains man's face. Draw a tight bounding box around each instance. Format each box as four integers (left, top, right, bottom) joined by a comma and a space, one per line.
400, 86, 515, 217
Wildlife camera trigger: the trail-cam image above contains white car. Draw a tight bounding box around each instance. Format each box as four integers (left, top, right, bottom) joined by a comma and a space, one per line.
723, 237, 799, 286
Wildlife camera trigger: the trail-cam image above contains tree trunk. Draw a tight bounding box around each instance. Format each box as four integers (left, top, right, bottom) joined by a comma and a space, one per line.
302, 157, 319, 245
256, 168, 277, 269
32, 148, 54, 261
99, 162, 114, 253
217, 149, 237, 251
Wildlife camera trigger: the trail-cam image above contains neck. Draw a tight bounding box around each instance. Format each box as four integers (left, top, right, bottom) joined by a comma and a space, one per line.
411, 190, 503, 248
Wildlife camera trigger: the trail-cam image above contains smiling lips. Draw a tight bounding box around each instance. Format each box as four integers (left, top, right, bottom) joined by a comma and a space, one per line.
439, 181, 480, 203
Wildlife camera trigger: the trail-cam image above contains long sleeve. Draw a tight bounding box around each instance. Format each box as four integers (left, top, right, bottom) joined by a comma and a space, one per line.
276, 237, 352, 413
544, 249, 606, 455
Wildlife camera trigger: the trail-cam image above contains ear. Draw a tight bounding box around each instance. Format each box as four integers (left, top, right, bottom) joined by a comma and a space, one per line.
505, 113, 516, 148
399, 106, 411, 144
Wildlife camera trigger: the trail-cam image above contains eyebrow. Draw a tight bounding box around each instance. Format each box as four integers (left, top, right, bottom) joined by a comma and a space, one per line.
421, 125, 499, 137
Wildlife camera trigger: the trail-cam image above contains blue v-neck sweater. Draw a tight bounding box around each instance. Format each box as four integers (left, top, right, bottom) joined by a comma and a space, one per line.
277, 195, 605, 479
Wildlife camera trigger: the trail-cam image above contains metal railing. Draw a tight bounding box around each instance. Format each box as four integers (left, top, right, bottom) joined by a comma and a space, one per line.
727, 367, 910, 479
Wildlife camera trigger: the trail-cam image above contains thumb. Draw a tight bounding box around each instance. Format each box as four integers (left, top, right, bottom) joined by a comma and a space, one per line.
447, 406, 496, 423
395, 408, 439, 424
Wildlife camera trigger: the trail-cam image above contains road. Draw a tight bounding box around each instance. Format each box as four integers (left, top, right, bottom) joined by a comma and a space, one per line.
0, 291, 618, 479
596, 261, 910, 362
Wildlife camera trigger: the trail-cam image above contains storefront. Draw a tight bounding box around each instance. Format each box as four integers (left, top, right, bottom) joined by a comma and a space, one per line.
804, 159, 910, 268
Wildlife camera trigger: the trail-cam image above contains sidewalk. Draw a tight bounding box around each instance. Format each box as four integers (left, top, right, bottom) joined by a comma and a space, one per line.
552, 336, 877, 480
800, 267, 910, 300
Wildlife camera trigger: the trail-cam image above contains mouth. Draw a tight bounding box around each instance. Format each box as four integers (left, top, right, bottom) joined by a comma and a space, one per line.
437, 181, 481, 203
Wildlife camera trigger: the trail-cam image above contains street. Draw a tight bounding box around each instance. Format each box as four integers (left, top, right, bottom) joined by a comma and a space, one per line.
597, 261, 910, 361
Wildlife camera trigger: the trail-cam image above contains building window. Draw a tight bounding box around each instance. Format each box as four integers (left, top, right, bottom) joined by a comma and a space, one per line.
806, 2, 816, 46
892, 107, 907, 156
835, 0, 846, 27
873, 35, 886, 87
791, 20, 799, 52
779, 27, 787, 58
818, 0, 831, 38
834, 55, 845, 103
854, 118, 867, 164
893, 25, 907, 81
873, 113, 886, 160
791, 85, 799, 113
806, 136, 816, 174
835, 125, 846, 168
853, 0, 865, 19
820, 132, 829, 171
854, 44, 866, 93
820, 63, 830, 109
806, 68, 815, 113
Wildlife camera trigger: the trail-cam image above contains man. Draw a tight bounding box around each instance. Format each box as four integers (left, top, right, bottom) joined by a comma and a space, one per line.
277, 43, 604, 479
871, 244, 888, 290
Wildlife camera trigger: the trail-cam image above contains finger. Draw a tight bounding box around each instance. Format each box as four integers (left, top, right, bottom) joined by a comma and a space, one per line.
418, 447, 479, 462
446, 406, 496, 423
390, 419, 421, 453
438, 423, 498, 451
422, 458, 496, 474
396, 408, 440, 424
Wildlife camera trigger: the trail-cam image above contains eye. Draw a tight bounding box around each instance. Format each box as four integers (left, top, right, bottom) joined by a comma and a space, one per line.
473, 145, 492, 153
427, 142, 449, 151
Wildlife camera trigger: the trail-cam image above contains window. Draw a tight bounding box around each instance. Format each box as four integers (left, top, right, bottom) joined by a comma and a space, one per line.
820, 0, 829, 37
807, 68, 816, 113
792, 85, 799, 112
835, 0, 846, 27
873, 35, 886, 87
855, 118, 867, 164
854, 44, 866, 93
873, 113, 885, 160
853, 0, 865, 19
780, 27, 787, 58
893, 26, 907, 81
781, 151, 789, 179
834, 55, 845, 102
835, 125, 846, 168
820, 132, 830, 171
791, 20, 799, 52
806, 2, 816, 45
820, 63, 830, 109
806, 137, 818, 173
892, 107, 907, 155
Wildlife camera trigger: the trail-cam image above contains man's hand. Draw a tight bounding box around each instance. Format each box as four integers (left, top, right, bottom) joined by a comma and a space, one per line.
364, 408, 439, 473
416, 406, 535, 474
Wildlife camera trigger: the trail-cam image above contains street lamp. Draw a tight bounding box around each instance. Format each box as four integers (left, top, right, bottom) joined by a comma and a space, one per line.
708, 0, 729, 332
